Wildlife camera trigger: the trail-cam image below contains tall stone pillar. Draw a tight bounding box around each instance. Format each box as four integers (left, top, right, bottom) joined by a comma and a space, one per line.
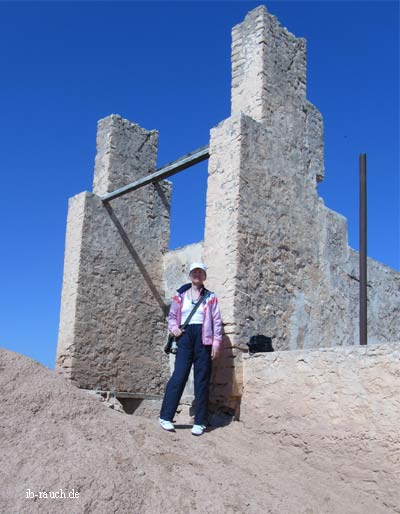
56, 115, 171, 394
205, 5, 322, 412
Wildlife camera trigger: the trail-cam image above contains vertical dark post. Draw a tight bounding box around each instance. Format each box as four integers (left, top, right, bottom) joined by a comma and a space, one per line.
359, 153, 367, 345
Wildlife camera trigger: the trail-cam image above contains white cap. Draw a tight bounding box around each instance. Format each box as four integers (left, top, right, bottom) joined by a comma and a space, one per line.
189, 262, 207, 275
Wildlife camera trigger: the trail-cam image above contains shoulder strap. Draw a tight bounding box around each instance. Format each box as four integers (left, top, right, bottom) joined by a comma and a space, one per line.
180, 291, 206, 329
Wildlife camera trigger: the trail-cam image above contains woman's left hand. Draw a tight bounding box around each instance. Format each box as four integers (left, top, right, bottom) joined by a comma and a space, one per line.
211, 345, 220, 360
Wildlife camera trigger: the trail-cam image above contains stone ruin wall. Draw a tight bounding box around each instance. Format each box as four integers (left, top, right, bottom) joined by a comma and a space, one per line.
203, 6, 399, 409
56, 5, 400, 413
57, 116, 172, 394
241, 342, 400, 474
242, 341, 400, 432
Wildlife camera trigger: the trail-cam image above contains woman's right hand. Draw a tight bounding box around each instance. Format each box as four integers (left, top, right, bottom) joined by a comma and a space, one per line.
171, 328, 184, 338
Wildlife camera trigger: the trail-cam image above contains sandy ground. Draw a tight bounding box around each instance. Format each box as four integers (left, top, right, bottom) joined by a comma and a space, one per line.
0, 347, 398, 514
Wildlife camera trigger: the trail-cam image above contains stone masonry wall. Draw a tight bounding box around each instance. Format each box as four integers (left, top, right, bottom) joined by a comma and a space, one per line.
242, 342, 400, 436
56, 115, 171, 394
203, 5, 399, 410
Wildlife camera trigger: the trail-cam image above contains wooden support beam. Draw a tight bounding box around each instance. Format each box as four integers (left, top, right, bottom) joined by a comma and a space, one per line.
101, 145, 210, 202
80, 388, 162, 400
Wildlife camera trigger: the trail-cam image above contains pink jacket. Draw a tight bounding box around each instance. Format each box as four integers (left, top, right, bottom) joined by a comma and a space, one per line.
168, 284, 223, 351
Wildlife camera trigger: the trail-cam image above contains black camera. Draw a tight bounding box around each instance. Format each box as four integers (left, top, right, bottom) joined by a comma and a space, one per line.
164, 334, 179, 354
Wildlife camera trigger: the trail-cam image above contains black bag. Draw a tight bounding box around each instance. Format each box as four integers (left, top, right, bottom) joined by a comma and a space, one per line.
164, 290, 206, 354
247, 335, 274, 354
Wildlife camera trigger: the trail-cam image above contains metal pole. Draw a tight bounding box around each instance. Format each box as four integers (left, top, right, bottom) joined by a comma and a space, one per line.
359, 153, 367, 345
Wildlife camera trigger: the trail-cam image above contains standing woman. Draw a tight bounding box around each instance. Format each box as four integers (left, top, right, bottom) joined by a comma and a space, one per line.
159, 262, 222, 436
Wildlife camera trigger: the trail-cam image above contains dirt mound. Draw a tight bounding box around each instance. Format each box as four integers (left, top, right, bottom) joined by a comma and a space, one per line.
0, 347, 398, 514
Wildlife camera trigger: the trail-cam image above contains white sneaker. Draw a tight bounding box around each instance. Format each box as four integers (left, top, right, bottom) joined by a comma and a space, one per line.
159, 418, 175, 431
191, 424, 206, 436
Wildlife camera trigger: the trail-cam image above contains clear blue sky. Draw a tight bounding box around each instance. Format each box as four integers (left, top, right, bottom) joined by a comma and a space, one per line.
1, 1, 398, 369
